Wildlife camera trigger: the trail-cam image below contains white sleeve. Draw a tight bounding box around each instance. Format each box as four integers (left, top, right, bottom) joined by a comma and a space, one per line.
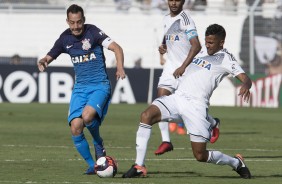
181, 18, 198, 41
224, 57, 245, 77
102, 37, 114, 49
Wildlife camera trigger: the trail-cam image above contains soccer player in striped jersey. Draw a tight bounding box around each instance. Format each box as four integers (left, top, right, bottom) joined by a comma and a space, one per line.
155, 0, 219, 155
37, 4, 125, 175
123, 24, 252, 179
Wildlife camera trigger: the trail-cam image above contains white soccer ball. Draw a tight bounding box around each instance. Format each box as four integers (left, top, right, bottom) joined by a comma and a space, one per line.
95, 156, 118, 178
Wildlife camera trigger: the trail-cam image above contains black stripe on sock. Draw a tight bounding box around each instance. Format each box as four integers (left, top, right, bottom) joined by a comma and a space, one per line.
139, 123, 152, 129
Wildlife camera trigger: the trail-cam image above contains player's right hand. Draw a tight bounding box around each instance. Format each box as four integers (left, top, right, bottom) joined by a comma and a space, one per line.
173, 66, 186, 78
37, 58, 48, 72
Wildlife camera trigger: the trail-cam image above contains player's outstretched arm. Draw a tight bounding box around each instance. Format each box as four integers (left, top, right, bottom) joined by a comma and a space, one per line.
108, 42, 126, 80
236, 73, 252, 103
37, 55, 54, 72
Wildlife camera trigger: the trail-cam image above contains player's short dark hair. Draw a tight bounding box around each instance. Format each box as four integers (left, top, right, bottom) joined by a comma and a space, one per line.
67, 4, 85, 20
205, 24, 226, 40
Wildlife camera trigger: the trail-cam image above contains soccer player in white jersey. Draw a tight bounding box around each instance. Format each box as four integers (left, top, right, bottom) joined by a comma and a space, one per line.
122, 24, 252, 179
155, 0, 220, 155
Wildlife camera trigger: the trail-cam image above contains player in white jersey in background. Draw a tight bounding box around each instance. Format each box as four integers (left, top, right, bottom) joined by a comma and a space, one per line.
155, 0, 219, 155
122, 24, 252, 179
159, 53, 186, 136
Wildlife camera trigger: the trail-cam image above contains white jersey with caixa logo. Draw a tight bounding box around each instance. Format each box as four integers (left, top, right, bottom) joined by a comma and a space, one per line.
162, 10, 198, 75
175, 48, 245, 107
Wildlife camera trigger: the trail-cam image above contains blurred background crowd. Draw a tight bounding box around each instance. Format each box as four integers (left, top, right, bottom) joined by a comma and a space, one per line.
0, 0, 281, 75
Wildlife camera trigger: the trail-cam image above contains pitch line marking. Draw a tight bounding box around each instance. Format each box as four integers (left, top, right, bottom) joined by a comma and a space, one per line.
3, 158, 282, 162
2, 144, 281, 152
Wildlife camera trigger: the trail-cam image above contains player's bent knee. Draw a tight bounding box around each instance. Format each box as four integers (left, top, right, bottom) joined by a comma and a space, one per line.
140, 106, 161, 125
194, 152, 208, 162
82, 113, 95, 124
140, 110, 152, 123
70, 120, 84, 136
82, 106, 96, 124
194, 155, 206, 162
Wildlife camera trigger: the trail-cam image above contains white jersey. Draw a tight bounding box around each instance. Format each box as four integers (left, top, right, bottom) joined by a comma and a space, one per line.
175, 47, 245, 106
162, 10, 198, 75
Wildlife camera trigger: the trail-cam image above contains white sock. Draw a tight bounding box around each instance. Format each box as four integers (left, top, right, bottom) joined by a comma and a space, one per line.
207, 114, 216, 127
135, 123, 152, 166
207, 151, 239, 169
158, 122, 170, 142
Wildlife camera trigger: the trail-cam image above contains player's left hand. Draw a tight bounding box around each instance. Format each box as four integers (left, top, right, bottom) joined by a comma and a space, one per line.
158, 44, 167, 55
238, 86, 251, 103
173, 66, 185, 78
116, 68, 126, 80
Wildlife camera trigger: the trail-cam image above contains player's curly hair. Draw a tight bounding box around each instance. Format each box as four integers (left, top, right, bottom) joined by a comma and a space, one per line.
205, 24, 226, 40
67, 4, 85, 21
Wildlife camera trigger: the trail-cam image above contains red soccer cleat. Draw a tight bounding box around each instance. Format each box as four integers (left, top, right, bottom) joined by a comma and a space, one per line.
210, 118, 220, 144
154, 142, 173, 155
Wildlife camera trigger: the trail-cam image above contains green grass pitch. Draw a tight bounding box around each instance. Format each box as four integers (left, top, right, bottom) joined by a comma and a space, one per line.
0, 103, 282, 184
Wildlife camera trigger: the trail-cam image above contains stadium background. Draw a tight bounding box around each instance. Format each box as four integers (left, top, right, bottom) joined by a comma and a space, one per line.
0, 0, 281, 107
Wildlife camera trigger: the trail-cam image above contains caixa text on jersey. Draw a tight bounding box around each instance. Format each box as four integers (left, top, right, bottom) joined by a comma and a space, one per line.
71, 52, 97, 64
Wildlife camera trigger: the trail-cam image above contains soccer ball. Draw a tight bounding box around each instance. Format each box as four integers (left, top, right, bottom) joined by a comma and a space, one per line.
95, 156, 118, 178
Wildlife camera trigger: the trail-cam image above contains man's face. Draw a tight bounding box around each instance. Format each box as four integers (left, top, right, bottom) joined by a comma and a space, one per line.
66, 12, 85, 36
205, 35, 224, 55
168, 0, 184, 16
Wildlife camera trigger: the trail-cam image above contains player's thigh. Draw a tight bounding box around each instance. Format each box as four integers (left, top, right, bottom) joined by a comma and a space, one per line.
68, 88, 88, 124
141, 105, 162, 125
157, 87, 172, 97
87, 84, 111, 121
152, 95, 181, 123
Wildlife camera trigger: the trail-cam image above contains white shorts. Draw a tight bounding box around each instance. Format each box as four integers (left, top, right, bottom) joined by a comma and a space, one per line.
157, 72, 179, 93
152, 94, 213, 142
